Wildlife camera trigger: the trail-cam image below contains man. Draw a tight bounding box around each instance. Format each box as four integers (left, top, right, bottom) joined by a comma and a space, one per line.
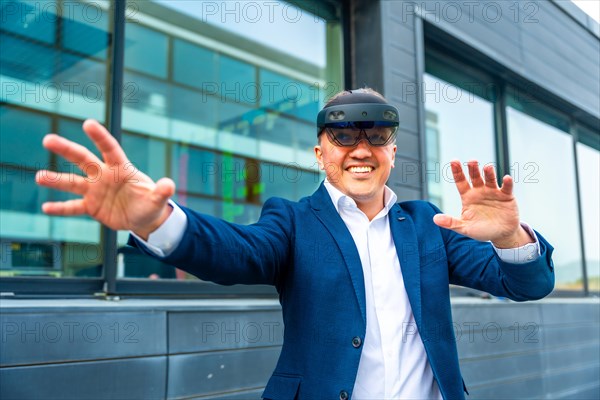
36, 88, 554, 399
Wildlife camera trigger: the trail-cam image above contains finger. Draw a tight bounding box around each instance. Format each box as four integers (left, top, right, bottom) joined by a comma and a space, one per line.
83, 119, 128, 165
36, 170, 88, 196
433, 214, 466, 234
467, 160, 484, 187
42, 134, 103, 175
150, 177, 176, 204
500, 175, 514, 195
483, 164, 499, 189
450, 160, 470, 195
41, 199, 86, 216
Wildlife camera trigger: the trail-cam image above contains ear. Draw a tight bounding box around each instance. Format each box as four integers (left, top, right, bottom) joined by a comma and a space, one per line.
314, 145, 324, 170
391, 144, 397, 168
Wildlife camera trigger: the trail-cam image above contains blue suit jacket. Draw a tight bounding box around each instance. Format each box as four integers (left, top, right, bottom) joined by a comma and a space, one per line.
131, 183, 555, 400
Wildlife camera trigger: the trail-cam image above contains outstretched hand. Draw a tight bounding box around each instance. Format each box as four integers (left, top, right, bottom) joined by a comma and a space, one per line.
433, 160, 533, 248
36, 120, 175, 239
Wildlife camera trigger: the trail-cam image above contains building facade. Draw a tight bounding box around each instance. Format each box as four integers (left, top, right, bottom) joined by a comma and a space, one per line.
1, 0, 599, 398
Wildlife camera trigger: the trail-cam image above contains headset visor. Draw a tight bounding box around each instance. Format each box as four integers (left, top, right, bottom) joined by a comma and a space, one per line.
324, 121, 398, 147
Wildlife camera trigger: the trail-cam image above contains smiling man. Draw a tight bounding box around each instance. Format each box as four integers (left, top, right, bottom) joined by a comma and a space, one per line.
36, 88, 555, 399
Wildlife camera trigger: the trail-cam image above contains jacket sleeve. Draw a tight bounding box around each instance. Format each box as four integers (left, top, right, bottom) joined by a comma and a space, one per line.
128, 197, 293, 286
431, 203, 556, 301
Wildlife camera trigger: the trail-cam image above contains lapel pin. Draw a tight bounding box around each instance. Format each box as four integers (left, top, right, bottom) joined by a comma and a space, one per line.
398, 217, 406, 221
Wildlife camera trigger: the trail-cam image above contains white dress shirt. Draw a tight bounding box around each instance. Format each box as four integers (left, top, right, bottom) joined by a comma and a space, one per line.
133, 186, 540, 399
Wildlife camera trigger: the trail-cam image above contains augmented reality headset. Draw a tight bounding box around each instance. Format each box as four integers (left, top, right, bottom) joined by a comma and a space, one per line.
317, 102, 400, 147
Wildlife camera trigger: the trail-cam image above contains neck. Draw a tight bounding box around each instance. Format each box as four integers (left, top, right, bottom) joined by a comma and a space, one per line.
355, 194, 386, 221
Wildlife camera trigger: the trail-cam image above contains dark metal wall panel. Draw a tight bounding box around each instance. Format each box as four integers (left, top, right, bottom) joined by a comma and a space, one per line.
543, 323, 600, 345
419, 0, 600, 119
167, 347, 280, 399
467, 375, 545, 399
390, 156, 421, 190
395, 129, 419, 159
544, 364, 600, 397
555, 384, 600, 400
389, 21, 418, 53
521, 15, 599, 77
351, 0, 384, 91
192, 388, 264, 399
390, 185, 422, 201
168, 310, 284, 353
459, 351, 543, 387
0, 311, 167, 367
376, 0, 425, 198
0, 356, 167, 400
538, 301, 600, 324
452, 301, 600, 399
0, 300, 597, 398
541, 341, 600, 367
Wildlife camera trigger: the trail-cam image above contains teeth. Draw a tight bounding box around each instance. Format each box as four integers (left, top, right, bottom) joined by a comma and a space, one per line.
348, 166, 373, 173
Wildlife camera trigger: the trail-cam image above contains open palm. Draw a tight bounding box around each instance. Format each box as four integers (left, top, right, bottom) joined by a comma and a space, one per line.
433, 160, 532, 248
36, 120, 175, 238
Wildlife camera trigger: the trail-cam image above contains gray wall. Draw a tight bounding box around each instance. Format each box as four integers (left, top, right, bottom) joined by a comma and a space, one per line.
454, 299, 600, 399
2, 299, 598, 399
0, 299, 283, 399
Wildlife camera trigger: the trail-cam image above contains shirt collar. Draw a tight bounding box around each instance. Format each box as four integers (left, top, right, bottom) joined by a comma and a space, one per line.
323, 179, 398, 216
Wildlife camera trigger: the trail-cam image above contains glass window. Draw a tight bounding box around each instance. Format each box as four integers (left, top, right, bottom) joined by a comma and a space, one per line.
173, 39, 217, 89
124, 23, 168, 78
507, 96, 582, 291
0, 0, 56, 43
0, 35, 56, 84
122, 133, 166, 182
0, 6, 108, 120
576, 126, 600, 293
259, 69, 319, 122
171, 144, 217, 197
118, 1, 342, 282
0, 0, 110, 282
423, 72, 496, 216
0, 106, 50, 168
219, 55, 256, 104
62, 1, 109, 59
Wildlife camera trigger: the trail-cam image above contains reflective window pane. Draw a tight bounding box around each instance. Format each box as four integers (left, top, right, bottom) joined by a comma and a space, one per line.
0, 106, 50, 168
171, 144, 217, 197
423, 73, 496, 216
122, 133, 166, 182
119, 1, 340, 280
124, 23, 168, 78
507, 105, 582, 291
62, 1, 109, 59
0, 0, 109, 279
173, 39, 217, 89
0, 0, 56, 43
576, 127, 600, 293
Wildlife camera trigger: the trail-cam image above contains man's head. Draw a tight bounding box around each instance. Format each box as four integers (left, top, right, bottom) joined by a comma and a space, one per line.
314, 88, 399, 211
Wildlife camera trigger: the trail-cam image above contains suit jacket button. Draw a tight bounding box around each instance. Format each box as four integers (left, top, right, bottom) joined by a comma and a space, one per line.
352, 336, 362, 348
339, 390, 349, 400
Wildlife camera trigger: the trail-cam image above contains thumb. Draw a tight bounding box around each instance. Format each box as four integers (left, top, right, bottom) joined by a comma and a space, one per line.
433, 213, 464, 232
151, 177, 176, 204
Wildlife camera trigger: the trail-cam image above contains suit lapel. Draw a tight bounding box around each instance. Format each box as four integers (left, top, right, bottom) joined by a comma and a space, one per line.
390, 204, 422, 329
310, 184, 367, 324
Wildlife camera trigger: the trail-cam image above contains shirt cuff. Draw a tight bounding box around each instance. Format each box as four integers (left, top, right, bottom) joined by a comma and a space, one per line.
129, 200, 187, 257
492, 222, 541, 264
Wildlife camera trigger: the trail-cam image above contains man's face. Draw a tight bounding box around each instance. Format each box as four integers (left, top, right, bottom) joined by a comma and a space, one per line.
314, 132, 396, 207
